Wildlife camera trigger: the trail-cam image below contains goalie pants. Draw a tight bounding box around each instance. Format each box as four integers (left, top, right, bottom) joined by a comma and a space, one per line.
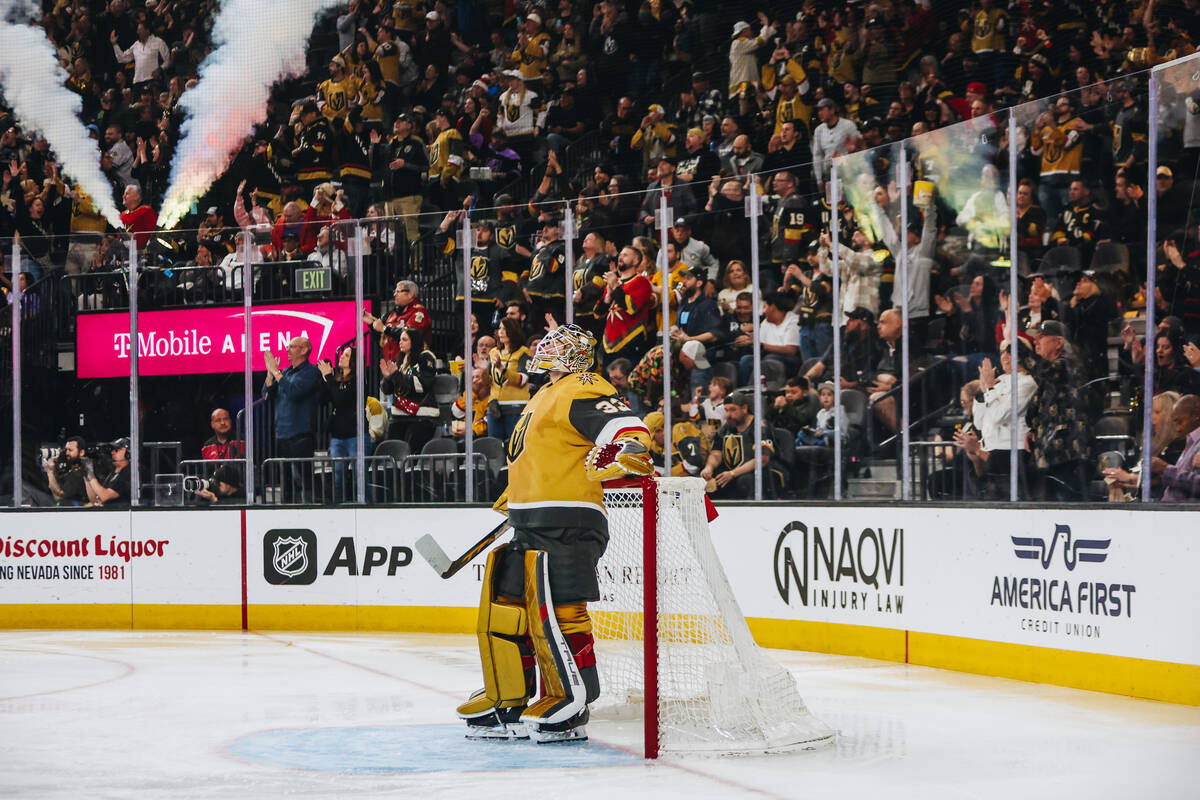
497, 523, 608, 604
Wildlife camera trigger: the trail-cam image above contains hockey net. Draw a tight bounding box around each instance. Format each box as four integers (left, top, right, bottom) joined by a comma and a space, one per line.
593, 477, 834, 757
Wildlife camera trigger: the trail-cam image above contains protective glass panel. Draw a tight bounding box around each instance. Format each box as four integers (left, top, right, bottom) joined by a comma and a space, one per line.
834, 141, 903, 499
1007, 77, 1145, 503
1146, 56, 1200, 503
906, 110, 1017, 502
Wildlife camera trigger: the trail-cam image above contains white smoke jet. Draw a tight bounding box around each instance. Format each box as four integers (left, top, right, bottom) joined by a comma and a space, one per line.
0, 1, 124, 228
158, 0, 342, 228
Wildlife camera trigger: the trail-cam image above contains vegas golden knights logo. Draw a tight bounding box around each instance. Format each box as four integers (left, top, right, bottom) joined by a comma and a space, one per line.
507, 103, 520, 122
470, 255, 489, 281
723, 435, 744, 469
508, 412, 531, 461
529, 256, 545, 282
573, 269, 584, 290
497, 226, 515, 248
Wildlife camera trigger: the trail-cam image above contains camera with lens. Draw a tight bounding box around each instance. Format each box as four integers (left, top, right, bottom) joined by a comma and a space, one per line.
183, 476, 214, 494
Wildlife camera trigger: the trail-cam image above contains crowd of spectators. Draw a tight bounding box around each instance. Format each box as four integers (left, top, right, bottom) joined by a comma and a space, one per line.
3, 0, 1200, 505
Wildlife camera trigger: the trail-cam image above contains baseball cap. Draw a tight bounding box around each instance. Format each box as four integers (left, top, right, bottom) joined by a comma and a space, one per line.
108, 437, 130, 451
1039, 320, 1068, 338
732, 21, 750, 37
726, 389, 753, 407
847, 306, 875, 324
1157, 166, 1173, 178
673, 215, 694, 229
425, 10, 439, 20
816, 98, 837, 110
686, 264, 707, 280
966, 81, 987, 96
691, 71, 707, 81
818, 381, 835, 393
681, 339, 711, 370
205, 206, 218, 216
526, 12, 541, 24
647, 103, 665, 114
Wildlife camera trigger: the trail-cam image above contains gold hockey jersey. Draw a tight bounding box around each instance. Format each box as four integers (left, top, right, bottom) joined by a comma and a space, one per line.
506, 371, 648, 529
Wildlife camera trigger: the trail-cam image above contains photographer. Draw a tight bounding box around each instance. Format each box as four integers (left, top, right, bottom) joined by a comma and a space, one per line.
83, 439, 132, 508
43, 436, 90, 507
192, 464, 244, 505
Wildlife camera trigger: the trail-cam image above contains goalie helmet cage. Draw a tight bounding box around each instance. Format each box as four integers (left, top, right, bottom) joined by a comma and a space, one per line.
594, 477, 835, 758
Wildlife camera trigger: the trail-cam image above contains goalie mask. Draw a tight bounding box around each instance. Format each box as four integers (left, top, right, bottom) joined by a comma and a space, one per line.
529, 324, 596, 374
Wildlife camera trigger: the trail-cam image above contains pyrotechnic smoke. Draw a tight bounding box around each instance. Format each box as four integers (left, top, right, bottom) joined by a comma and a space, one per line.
0, 1, 124, 228
158, 0, 342, 228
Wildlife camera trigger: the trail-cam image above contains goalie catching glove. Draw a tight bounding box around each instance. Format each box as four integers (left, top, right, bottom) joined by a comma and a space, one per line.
585, 436, 654, 481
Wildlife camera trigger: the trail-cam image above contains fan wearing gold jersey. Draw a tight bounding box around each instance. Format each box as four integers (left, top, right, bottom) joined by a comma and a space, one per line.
457, 324, 653, 744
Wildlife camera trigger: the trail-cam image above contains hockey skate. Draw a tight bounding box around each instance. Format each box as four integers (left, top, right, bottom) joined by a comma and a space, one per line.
529, 707, 589, 744
460, 690, 529, 741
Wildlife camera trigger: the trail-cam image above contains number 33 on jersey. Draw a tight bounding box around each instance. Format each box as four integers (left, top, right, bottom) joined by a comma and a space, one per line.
505, 372, 650, 530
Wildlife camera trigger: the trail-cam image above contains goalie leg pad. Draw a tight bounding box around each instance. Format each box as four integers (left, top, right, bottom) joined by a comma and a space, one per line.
457, 548, 534, 724
555, 603, 600, 704
520, 550, 588, 728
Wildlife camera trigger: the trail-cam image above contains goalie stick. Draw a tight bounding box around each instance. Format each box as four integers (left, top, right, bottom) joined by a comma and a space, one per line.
415, 519, 511, 579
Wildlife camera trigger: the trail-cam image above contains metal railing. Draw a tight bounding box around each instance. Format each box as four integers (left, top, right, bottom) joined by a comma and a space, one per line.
261, 454, 401, 505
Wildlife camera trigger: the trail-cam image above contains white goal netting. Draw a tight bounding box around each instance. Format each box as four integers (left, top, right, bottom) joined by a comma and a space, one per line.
593, 477, 834, 755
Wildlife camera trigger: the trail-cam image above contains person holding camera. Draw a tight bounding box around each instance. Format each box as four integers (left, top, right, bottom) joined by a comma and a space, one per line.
43, 436, 90, 507
192, 464, 244, 505
83, 439, 132, 508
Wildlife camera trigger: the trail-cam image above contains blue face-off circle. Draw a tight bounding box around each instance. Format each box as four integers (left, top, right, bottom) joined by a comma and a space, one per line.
227, 724, 642, 773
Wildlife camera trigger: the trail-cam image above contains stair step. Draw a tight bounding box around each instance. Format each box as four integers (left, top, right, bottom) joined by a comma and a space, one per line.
847, 478, 900, 500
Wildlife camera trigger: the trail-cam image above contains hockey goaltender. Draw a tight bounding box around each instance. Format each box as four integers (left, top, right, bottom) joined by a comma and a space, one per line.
456, 323, 655, 744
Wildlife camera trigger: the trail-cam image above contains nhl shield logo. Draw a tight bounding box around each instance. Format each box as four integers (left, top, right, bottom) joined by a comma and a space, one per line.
273, 537, 308, 577
264, 529, 318, 585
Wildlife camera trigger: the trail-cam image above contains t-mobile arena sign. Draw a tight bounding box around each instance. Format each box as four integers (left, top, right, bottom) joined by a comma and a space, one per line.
76, 301, 369, 378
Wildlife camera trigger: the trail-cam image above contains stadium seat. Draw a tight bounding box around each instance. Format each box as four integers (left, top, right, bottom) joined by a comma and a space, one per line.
1040, 245, 1083, 274
1091, 242, 1130, 274
710, 361, 738, 386
761, 359, 786, 391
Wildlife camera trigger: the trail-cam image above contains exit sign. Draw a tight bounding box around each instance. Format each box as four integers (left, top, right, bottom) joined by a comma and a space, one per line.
295, 264, 333, 293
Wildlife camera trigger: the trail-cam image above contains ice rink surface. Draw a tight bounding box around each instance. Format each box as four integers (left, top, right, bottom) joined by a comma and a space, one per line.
2, 630, 1196, 799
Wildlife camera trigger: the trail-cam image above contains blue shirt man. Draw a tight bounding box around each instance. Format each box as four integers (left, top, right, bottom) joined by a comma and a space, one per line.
263, 336, 321, 453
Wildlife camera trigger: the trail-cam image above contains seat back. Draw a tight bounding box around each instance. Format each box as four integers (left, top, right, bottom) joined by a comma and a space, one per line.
709, 361, 738, 386
1090, 242, 1130, 274
1041, 245, 1082, 273
1095, 450, 1124, 472
420, 437, 459, 456
1093, 415, 1129, 437
472, 436, 508, 475
374, 439, 411, 465
432, 373, 460, 405
761, 359, 787, 391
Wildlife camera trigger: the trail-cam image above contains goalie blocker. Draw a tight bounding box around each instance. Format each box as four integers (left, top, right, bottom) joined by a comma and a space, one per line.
457, 324, 653, 743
